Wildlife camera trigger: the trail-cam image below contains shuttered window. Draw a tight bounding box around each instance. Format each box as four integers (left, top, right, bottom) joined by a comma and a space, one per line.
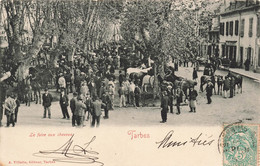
235, 20, 239, 36
220, 22, 224, 35
240, 19, 245, 37
230, 21, 233, 36
249, 18, 253, 37
257, 16, 260, 37
226, 22, 229, 36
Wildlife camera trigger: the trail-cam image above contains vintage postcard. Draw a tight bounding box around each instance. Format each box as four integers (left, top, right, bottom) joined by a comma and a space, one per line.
1, 0, 260, 165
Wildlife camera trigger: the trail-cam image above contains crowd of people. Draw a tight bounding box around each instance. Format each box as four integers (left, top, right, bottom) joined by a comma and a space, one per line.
0, 45, 243, 127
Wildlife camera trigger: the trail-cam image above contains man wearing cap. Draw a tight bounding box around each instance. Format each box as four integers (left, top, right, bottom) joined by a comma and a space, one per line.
42, 89, 53, 119
70, 92, 78, 127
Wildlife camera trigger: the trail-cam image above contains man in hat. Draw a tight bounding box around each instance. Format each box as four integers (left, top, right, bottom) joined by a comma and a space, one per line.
160, 91, 168, 123
42, 88, 53, 119
70, 92, 78, 127
206, 80, 213, 104
60, 89, 70, 119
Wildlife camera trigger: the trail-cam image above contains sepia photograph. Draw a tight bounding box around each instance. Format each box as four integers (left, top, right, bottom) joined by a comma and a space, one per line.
0, 0, 260, 165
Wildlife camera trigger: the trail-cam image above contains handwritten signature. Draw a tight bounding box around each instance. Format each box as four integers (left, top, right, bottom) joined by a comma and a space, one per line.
156, 130, 215, 148
33, 134, 104, 165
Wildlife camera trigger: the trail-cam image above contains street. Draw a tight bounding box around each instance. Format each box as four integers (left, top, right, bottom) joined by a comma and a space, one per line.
3, 65, 260, 128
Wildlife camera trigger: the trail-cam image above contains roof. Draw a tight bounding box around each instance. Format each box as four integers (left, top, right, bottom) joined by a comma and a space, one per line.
220, 3, 260, 16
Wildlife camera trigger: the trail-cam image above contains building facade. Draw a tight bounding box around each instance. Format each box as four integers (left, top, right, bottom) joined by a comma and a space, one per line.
208, 17, 220, 58
219, 0, 260, 72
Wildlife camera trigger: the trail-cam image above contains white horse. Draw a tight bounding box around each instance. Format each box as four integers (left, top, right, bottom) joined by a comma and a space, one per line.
142, 75, 154, 92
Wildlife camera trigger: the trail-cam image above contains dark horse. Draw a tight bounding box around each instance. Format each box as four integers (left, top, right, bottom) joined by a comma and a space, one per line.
227, 72, 243, 94
30, 76, 41, 104
159, 68, 197, 102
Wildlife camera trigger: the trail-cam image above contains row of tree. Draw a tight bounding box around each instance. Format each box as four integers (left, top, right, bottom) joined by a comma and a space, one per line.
0, 0, 220, 84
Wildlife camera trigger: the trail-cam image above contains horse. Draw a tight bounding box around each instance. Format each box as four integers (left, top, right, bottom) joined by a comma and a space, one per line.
30, 78, 41, 104
200, 75, 216, 94
142, 75, 155, 92
174, 79, 197, 102
227, 72, 243, 94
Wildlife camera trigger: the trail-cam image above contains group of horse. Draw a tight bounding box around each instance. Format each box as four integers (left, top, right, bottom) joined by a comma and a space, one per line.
127, 65, 243, 101
200, 72, 243, 96
8, 65, 57, 106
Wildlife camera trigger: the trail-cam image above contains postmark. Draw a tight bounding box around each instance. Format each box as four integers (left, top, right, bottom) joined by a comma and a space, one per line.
222, 124, 258, 166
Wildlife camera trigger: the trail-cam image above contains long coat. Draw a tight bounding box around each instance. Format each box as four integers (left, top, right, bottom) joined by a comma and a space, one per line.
60, 94, 69, 107
75, 100, 86, 117
161, 95, 169, 111
42, 93, 53, 107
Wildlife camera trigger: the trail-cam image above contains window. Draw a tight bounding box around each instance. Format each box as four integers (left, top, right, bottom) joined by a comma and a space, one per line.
226, 22, 229, 36
230, 21, 233, 36
235, 20, 239, 36
257, 16, 260, 37
222, 45, 226, 57
220, 22, 225, 35
258, 48, 260, 66
249, 18, 253, 37
240, 19, 245, 37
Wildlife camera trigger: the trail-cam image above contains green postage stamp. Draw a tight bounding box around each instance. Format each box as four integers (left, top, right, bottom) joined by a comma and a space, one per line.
223, 124, 259, 166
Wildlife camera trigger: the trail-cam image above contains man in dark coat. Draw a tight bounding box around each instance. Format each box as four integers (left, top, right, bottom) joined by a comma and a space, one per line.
167, 85, 174, 114
206, 81, 213, 104
101, 91, 110, 119
192, 67, 198, 81
60, 90, 70, 119
223, 76, 230, 98
229, 77, 235, 98
134, 85, 141, 107
119, 70, 124, 87
70, 92, 78, 127
91, 96, 106, 127
160, 91, 168, 123
42, 88, 53, 119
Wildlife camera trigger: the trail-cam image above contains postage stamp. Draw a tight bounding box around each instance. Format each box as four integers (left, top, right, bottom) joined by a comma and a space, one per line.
223, 124, 259, 166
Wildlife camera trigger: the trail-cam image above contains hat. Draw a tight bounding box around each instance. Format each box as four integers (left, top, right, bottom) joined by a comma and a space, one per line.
44, 88, 48, 91
73, 92, 78, 96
